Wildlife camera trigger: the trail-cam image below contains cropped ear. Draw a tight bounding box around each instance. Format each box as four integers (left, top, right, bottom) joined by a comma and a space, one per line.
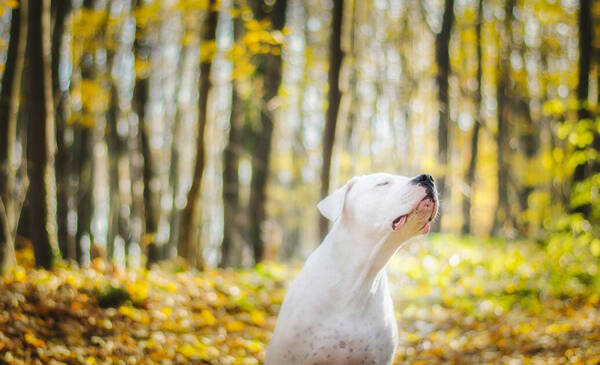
317, 177, 358, 221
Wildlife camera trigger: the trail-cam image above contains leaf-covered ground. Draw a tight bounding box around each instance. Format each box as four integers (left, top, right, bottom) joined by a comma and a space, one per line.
1, 235, 599, 364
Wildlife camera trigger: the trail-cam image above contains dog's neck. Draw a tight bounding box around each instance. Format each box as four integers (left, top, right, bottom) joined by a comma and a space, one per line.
321, 218, 411, 296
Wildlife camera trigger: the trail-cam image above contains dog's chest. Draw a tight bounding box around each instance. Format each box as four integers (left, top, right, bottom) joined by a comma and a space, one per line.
266, 248, 399, 364
275, 310, 397, 365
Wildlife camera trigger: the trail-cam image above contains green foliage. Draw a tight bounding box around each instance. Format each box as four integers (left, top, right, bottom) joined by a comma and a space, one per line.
392, 234, 599, 312
93, 284, 131, 308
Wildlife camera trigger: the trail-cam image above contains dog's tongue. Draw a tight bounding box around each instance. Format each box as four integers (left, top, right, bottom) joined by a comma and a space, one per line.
392, 215, 407, 231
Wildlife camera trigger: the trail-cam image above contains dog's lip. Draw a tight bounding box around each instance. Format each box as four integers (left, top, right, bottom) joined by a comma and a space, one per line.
424, 195, 437, 222
391, 195, 437, 231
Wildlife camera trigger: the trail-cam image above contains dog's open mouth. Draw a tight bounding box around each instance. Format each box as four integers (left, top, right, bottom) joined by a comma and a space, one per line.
391, 195, 437, 231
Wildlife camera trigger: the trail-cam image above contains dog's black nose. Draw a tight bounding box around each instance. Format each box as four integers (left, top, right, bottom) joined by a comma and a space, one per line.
412, 174, 435, 188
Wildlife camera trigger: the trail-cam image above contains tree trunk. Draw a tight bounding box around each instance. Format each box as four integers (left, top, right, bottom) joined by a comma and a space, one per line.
572, 0, 592, 216
516, 54, 538, 233
461, 0, 482, 236
248, 0, 288, 264
106, 8, 131, 262
74, 0, 97, 265
283, 1, 311, 260
27, 0, 60, 269
52, 0, 74, 261
0, 0, 29, 273
432, 0, 454, 232
74, 124, 94, 264
130, 0, 160, 266
220, 84, 242, 268
166, 43, 189, 260
106, 77, 122, 261
319, 0, 345, 241
178, 0, 219, 268
343, 0, 357, 156
491, 0, 515, 235
220, 11, 243, 268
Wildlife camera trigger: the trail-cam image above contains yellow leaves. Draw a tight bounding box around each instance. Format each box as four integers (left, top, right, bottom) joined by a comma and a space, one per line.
65, 273, 80, 287
236, 18, 286, 58
126, 280, 149, 303
24, 332, 45, 347
13, 266, 26, 283
249, 310, 265, 326
245, 19, 269, 32
159, 306, 172, 318
200, 40, 218, 63
0, 0, 17, 17
3, 0, 18, 9
178, 342, 220, 360
542, 99, 566, 116
406, 332, 421, 343
134, 59, 151, 79
591, 239, 600, 257
233, 338, 264, 355
5, 247, 600, 365
243, 28, 283, 55
164, 281, 178, 292
200, 308, 217, 325
178, 344, 201, 358
227, 44, 256, 80
2, 261, 291, 363
175, 0, 210, 11
545, 322, 572, 334
118, 305, 136, 318
516, 322, 534, 334
71, 8, 108, 42
134, 1, 161, 29
118, 305, 150, 324
226, 320, 244, 332
71, 80, 110, 121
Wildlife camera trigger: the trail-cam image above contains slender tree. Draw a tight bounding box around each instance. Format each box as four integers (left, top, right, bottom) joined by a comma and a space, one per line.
0, 0, 29, 273
52, 0, 74, 261
132, 0, 161, 265
516, 44, 538, 233
248, 0, 288, 264
283, 0, 311, 260
26, 0, 60, 269
572, 0, 592, 216
461, 0, 482, 235
319, 0, 345, 241
220, 8, 243, 268
167, 32, 190, 260
106, 1, 131, 262
432, 0, 455, 232
492, 0, 516, 235
178, 0, 220, 268
343, 0, 358, 159
74, 0, 98, 265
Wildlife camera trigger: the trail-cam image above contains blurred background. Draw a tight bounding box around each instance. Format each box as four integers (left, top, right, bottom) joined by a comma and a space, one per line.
0, 0, 599, 363
1, 0, 598, 269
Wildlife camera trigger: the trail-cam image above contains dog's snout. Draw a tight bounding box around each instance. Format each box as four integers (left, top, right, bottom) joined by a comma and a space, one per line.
412, 174, 435, 188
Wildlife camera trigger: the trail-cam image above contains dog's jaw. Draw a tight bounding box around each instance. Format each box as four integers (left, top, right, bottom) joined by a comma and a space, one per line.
391, 195, 437, 232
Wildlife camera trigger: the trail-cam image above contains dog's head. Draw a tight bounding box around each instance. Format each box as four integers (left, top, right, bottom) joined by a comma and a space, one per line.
318, 173, 438, 238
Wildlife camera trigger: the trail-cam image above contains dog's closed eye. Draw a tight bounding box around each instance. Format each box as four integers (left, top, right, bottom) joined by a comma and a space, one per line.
376, 181, 391, 187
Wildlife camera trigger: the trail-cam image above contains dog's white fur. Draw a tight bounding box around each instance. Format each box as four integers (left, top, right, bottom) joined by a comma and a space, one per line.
265, 173, 437, 365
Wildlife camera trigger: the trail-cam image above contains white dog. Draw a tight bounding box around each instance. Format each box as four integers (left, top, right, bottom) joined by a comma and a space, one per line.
265, 172, 438, 365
